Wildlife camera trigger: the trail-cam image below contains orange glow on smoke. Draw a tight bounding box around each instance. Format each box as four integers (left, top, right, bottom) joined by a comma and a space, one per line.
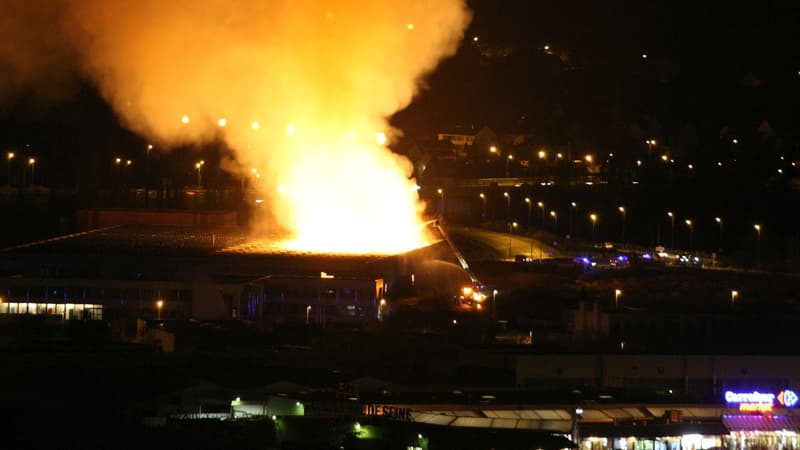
3, 1, 471, 254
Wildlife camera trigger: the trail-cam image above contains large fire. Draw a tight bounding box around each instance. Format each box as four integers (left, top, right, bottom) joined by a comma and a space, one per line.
260, 130, 431, 254
0, 1, 471, 254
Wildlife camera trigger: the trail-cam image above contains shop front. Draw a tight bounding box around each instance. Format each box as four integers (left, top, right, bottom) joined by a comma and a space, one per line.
723, 388, 800, 450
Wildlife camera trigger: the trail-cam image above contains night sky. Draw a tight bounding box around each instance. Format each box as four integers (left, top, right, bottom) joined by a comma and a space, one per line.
1, 1, 800, 186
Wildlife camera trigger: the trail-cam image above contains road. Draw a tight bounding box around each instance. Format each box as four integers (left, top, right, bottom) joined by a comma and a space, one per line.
447, 226, 560, 262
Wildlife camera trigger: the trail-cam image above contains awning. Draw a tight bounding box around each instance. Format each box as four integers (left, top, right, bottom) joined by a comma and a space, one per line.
581, 421, 728, 438
724, 415, 800, 432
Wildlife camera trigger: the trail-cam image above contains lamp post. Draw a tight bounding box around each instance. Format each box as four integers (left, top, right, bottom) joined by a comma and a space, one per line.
754, 224, 762, 266
156, 300, 163, 320
28, 158, 36, 185
730, 290, 738, 311
146, 144, 153, 186
715, 217, 723, 251
437, 188, 444, 218
550, 210, 558, 235
525, 197, 532, 231
645, 139, 656, 161
569, 202, 577, 236
492, 289, 498, 322
537, 201, 545, 228
685, 219, 693, 250
667, 212, 675, 249
506, 154, 513, 177
614, 289, 622, 311
589, 214, 598, 243
6, 152, 14, 185
618, 206, 626, 244
479, 193, 486, 222
306, 305, 312, 325
195, 160, 205, 187
503, 192, 511, 223
507, 222, 517, 259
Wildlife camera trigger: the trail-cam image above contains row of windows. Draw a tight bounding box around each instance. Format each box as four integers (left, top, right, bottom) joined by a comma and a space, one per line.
260, 287, 372, 300
0, 302, 103, 320
1, 287, 192, 303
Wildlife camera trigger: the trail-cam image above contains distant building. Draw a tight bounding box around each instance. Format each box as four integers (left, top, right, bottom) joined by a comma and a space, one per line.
436, 125, 497, 150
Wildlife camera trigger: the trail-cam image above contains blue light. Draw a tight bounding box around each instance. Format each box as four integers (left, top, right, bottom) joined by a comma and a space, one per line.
779, 390, 799, 408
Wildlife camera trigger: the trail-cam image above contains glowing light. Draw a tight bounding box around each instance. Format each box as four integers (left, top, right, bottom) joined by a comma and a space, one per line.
779, 390, 799, 408
42, 0, 470, 257
218, 118, 227, 127
585, 154, 593, 163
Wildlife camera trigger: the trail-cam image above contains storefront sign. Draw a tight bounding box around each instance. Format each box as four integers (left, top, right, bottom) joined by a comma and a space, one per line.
362, 404, 412, 421
725, 390, 798, 412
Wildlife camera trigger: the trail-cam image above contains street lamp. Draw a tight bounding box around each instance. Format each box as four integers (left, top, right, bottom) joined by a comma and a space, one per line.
492, 289, 499, 322
479, 193, 486, 222
614, 289, 622, 311
156, 300, 163, 320
195, 160, 205, 186
731, 290, 738, 310
715, 217, 723, 250
436, 188, 445, 218
685, 219, 693, 250
667, 212, 675, 249
754, 224, 762, 266
589, 213, 598, 243
569, 202, 577, 236
537, 201, 545, 228
507, 222, 518, 259
306, 305, 312, 325
645, 139, 656, 160
28, 157, 36, 185
618, 206, 626, 244
550, 210, 558, 235
506, 154, 514, 177
6, 152, 14, 184
503, 192, 511, 222
524, 197, 532, 230
146, 144, 153, 185
525, 198, 533, 261
489, 145, 498, 154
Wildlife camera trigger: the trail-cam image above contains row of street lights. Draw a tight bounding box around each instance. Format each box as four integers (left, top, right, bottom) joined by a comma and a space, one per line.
6, 152, 37, 185
473, 191, 766, 260
483, 190, 763, 251
111, 153, 207, 187
611, 288, 743, 312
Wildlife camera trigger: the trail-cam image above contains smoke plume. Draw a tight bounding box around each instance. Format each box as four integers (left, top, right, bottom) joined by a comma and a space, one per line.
1, 0, 471, 253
